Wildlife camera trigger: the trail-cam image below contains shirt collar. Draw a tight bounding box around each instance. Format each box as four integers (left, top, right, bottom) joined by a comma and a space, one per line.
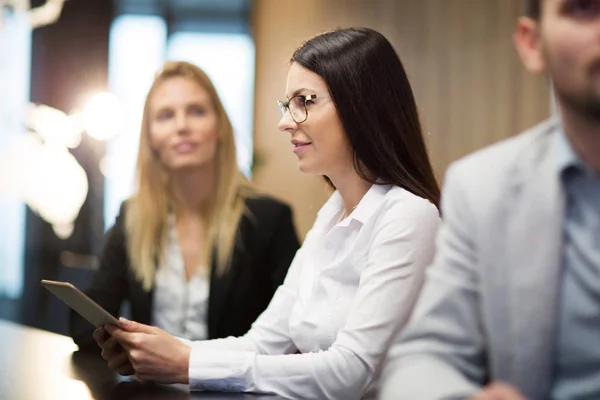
555, 124, 596, 183
166, 213, 178, 241
318, 182, 391, 226
349, 183, 390, 224
556, 125, 582, 176
317, 190, 343, 219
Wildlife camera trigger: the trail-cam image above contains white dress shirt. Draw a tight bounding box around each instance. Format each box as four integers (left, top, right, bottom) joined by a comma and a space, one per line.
185, 184, 440, 399
153, 215, 210, 341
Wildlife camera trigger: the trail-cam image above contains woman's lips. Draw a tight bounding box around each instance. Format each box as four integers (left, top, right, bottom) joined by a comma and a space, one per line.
292, 142, 311, 153
174, 142, 198, 153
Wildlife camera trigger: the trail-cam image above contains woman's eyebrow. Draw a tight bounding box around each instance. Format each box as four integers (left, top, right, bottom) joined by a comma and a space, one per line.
286, 87, 317, 98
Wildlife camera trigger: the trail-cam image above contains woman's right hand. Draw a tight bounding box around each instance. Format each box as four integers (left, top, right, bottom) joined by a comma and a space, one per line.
93, 325, 135, 376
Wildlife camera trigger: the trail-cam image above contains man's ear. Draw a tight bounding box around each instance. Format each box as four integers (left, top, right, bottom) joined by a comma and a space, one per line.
513, 16, 545, 73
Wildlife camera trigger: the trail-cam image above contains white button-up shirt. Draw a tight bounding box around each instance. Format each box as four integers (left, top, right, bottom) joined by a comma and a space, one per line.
152, 215, 209, 341
186, 184, 440, 399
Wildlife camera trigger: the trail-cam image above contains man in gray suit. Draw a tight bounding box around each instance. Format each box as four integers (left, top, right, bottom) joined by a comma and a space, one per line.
379, 0, 600, 399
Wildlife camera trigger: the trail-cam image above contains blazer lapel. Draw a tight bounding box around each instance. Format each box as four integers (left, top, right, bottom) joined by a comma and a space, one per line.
506, 130, 565, 398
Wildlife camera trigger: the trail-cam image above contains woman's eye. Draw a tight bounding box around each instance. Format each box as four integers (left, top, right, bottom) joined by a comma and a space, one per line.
189, 106, 206, 116
290, 97, 304, 108
565, 0, 600, 20
155, 110, 173, 121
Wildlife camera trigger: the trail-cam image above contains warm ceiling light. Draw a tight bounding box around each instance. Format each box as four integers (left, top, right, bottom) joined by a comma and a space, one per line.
82, 92, 124, 141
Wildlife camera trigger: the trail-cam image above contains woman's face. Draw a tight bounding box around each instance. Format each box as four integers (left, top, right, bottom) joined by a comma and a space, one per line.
278, 63, 354, 179
148, 76, 219, 171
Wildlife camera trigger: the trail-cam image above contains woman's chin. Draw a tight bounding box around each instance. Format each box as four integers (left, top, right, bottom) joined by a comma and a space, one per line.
297, 160, 316, 175
165, 158, 213, 172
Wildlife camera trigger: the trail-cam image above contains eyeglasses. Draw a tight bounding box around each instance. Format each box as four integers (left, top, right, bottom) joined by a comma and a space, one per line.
277, 93, 329, 124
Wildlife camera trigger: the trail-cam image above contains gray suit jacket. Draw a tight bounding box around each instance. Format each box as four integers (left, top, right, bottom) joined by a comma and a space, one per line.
379, 119, 564, 400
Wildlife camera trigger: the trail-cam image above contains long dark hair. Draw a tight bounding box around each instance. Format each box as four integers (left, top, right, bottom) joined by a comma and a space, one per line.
291, 27, 441, 210
527, 0, 541, 20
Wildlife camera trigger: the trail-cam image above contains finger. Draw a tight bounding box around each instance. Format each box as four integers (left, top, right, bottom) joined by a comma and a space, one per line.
488, 383, 527, 400
468, 395, 490, 400
473, 383, 527, 400
105, 326, 136, 345
101, 345, 120, 362
93, 326, 108, 346
104, 335, 124, 353
118, 317, 156, 334
108, 351, 130, 371
101, 336, 126, 361
105, 330, 140, 353
115, 363, 134, 376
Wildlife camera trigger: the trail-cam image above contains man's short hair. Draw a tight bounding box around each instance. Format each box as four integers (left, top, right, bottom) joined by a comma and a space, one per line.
527, 0, 541, 20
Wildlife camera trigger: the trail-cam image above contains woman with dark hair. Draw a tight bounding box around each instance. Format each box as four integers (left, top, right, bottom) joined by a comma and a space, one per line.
94, 27, 441, 399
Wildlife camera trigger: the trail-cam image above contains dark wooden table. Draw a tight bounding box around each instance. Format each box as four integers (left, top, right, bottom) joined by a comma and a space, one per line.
0, 319, 277, 399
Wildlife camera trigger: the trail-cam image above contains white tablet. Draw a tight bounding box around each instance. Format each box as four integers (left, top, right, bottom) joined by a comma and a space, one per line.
41, 280, 120, 327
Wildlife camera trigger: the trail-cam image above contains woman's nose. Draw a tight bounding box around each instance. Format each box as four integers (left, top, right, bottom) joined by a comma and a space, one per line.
175, 113, 189, 133
278, 109, 297, 133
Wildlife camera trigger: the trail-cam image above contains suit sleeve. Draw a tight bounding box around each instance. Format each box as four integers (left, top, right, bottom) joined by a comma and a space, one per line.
379, 164, 487, 400
69, 203, 130, 352
266, 204, 300, 291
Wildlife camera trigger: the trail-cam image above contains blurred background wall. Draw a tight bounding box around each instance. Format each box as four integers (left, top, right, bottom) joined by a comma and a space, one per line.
0, 0, 550, 334
251, 0, 550, 238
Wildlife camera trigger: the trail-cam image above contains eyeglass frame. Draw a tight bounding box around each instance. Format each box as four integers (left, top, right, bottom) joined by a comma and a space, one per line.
277, 93, 330, 124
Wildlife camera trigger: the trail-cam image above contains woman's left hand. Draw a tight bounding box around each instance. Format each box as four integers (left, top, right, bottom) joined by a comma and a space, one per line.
106, 318, 191, 384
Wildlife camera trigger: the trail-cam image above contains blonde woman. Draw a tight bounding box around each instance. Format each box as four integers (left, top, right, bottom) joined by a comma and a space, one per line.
70, 61, 299, 351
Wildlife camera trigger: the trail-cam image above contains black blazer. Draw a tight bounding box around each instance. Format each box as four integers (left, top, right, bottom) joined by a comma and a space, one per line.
70, 195, 300, 352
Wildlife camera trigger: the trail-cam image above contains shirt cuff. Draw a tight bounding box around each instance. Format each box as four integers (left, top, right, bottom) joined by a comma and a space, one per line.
176, 336, 193, 346
189, 342, 255, 392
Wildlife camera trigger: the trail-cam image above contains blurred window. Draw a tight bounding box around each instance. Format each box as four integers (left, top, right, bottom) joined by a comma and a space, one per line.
0, 13, 31, 298
104, 15, 167, 229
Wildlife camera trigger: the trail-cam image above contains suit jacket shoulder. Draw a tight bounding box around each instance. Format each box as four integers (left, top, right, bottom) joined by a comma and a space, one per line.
241, 195, 295, 233
443, 118, 560, 217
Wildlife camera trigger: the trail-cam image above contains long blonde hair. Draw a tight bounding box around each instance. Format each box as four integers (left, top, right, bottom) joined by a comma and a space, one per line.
126, 61, 251, 291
